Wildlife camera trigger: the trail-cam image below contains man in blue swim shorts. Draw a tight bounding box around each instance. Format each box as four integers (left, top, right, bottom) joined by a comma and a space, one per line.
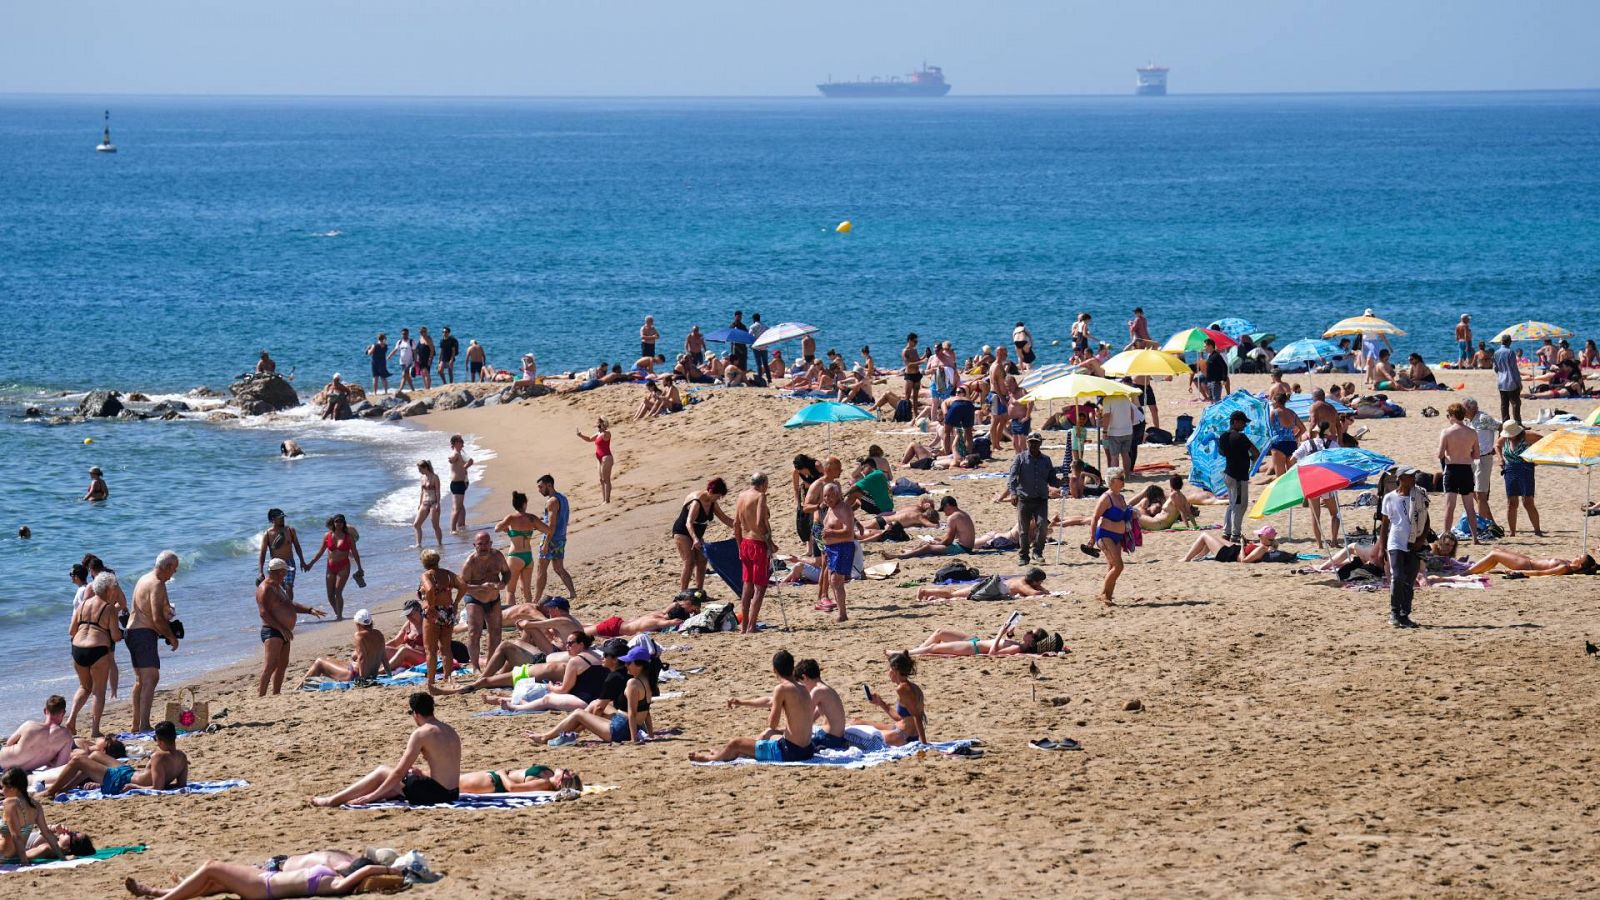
690, 650, 816, 763
727, 657, 849, 752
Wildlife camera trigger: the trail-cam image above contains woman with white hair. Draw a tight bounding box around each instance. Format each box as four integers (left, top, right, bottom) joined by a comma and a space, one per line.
1087, 467, 1132, 607
67, 571, 123, 737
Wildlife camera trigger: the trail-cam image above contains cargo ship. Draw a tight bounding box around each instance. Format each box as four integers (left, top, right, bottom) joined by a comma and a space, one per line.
817, 64, 951, 98
1135, 63, 1169, 96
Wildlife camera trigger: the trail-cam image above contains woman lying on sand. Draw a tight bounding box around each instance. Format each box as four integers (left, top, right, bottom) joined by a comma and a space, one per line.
915, 568, 1049, 602
123, 857, 407, 899
1183, 526, 1286, 563
1466, 550, 1599, 577
908, 627, 1065, 657
459, 764, 581, 794
852, 652, 928, 747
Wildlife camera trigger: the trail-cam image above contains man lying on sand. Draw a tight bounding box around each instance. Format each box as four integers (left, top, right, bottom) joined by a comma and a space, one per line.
587, 590, 704, 640
727, 657, 849, 752
296, 610, 392, 689
690, 650, 815, 763
0, 694, 74, 771
916, 568, 1049, 603
45, 722, 187, 798
313, 692, 459, 807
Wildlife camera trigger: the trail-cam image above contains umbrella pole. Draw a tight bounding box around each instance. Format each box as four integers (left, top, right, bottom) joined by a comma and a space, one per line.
1288, 507, 1293, 541
1586, 469, 1592, 553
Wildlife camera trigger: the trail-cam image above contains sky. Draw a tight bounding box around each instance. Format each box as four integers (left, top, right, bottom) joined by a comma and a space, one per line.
4, 0, 1598, 97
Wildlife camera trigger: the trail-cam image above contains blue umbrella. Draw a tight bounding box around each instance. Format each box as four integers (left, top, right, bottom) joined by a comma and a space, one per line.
1209, 318, 1257, 340
1300, 447, 1393, 479
784, 401, 876, 455
1273, 338, 1343, 368
1284, 393, 1353, 419
704, 327, 756, 345
1186, 390, 1271, 497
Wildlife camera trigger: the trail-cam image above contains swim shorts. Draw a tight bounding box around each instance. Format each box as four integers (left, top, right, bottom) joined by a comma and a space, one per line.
811, 730, 850, 752
595, 616, 624, 639
738, 538, 771, 587
1443, 463, 1474, 495
945, 544, 970, 556
450, 480, 468, 495
100, 764, 135, 796
540, 540, 566, 561
511, 663, 538, 684
609, 711, 641, 743
260, 626, 287, 644
823, 542, 855, 576
125, 628, 160, 670
755, 737, 815, 763
401, 772, 460, 806
1009, 418, 1031, 436
944, 400, 975, 429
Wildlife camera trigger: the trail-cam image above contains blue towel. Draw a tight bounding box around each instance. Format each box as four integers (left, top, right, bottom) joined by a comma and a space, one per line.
344, 790, 574, 811
691, 739, 976, 770
50, 778, 249, 803
302, 664, 472, 692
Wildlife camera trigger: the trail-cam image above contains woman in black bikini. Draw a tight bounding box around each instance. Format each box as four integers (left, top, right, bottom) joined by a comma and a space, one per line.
791, 455, 823, 550
67, 572, 121, 738
671, 478, 734, 593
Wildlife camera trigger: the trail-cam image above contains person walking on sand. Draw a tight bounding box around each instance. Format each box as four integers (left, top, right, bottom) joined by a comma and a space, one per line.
496, 491, 541, 605
459, 531, 510, 670
437, 325, 459, 384
66, 572, 121, 737
303, 514, 361, 621
734, 472, 779, 633
418, 549, 465, 687
257, 558, 327, 696
1377, 466, 1429, 628
689, 650, 815, 763
1493, 334, 1523, 424
672, 478, 734, 593
413, 460, 443, 547
258, 508, 306, 601
1008, 432, 1059, 565
366, 332, 390, 395
313, 692, 460, 807
388, 327, 416, 392
126, 552, 181, 733
533, 475, 578, 603
577, 419, 614, 504
1455, 314, 1472, 368
1438, 403, 1482, 544
819, 483, 858, 623
640, 315, 661, 359
447, 435, 474, 533
1217, 411, 1259, 542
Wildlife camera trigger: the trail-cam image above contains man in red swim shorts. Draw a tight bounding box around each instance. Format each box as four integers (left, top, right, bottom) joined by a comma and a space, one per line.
733, 472, 779, 634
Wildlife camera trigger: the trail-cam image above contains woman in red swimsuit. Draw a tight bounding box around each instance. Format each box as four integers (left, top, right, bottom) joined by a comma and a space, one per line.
576, 418, 614, 504
303, 514, 362, 621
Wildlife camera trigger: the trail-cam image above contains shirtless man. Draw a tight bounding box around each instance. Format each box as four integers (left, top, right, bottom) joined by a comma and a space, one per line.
126, 552, 181, 733
1437, 402, 1482, 543
532, 475, 578, 603
447, 435, 474, 534
733, 472, 779, 634
801, 456, 843, 571
46, 722, 186, 798
901, 333, 923, 416
1308, 388, 1345, 442
466, 339, 487, 382
257, 558, 327, 696
639, 315, 661, 358
459, 531, 511, 670
258, 508, 306, 601
886, 496, 974, 559
313, 692, 461, 807
0, 695, 73, 771
859, 497, 940, 542
458, 597, 583, 686
297, 609, 393, 688
726, 657, 847, 751
690, 650, 816, 763
819, 483, 859, 623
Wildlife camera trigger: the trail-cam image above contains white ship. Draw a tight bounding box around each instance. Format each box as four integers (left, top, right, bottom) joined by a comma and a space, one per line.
1135, 64, 1168, 97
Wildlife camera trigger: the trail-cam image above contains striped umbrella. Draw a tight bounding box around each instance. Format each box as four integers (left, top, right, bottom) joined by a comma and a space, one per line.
1249, 459, 1372, 519
1162, 327, 1236, 354
1521, 425, 1600, 548
1491, 321, 1574, 342
1324, 315, 1406, 338
1272, 338, 1344, 368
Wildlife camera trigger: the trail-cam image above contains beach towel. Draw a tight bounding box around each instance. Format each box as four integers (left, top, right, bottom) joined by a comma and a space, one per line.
950, 472, 1006, 480
345, 784, 615, 810
301, 663, 473, 692
692, 737, 977, 770
475, 692, 684, 717
0, 845, 145, 874
114, 728, 204, 742
48, 779, 249, 803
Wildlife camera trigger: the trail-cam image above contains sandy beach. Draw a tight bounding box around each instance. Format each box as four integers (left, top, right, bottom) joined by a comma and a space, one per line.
14, 369, 1600, 897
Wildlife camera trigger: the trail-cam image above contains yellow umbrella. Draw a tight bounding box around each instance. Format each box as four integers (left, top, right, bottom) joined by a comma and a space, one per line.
1019, 372, 1141, 404
1323, 315, 1406, 338
1521, 424, 1600, 549
1492, 321, 1574, 342
1102, 348, 1191, 377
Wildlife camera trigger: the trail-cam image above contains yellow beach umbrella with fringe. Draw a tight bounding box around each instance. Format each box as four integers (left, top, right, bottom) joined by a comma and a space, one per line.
1323, 314, 1406, 338
1491, 321, 1574, 342
1521, 425, 1600, 550
1102, 348, 1191, 377
1019, 372, 1141, 404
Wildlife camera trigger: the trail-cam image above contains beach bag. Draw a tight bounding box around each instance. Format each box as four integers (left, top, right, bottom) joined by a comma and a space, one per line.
969, 574, 1008, 601
894, 399, 913, 422
1173, 415, 1195, 444
1144, 427, 1173, 445
164, 687, 210, 733
933, 562, 980, 584
972, 436, 992, 459
681, 603, 738, 634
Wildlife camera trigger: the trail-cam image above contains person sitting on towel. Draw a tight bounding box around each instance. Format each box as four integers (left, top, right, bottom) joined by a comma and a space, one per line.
727, 657, 848, 752
312, 692, 460, 807
852, 652, 928, 747
690, 650, 815, 763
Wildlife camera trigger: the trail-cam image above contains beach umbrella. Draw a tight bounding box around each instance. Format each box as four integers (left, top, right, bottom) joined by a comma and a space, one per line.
1018, 372, 1141, 404
1186, 391, 1271, 497
1247, 448, 1394, 519
1491, 321, 1574, 342
1324, 315, 1405, 338
1103, 348, 1191, 378
1018, 362, 1074, 391
1272, 338, 1344, 368
783, 400, 875, 456
1162, 327, 1236, 354
1209, 318, 1256, 339
1521, 425, 1600, 549
1283, 393, 1353, 420
1586, 408, 1600, 427
703, 327, 756, 345
752, 322, 818, 350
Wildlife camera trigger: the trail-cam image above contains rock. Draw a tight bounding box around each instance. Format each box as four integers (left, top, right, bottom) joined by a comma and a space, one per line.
23, 406, 42, 418
392, 391, 410, 403
127, 392, 150, 402
480, 394, 501, 406
432, 390, 476, 412
160, 411, 182, 421
469, 398, 485, 408
398, 400, 430, 417
498, 381, 552, 403
48, 416, 77, 426
227, 374, 299, 416
1122, 699, 1143, 712
386, 411, 403, 421
77, 390, 124, 418
150, 400, 191, 415
204, 411, 239, 423
117, 409, 145, 420
188, 386, 220, 398
359, 405, 387, 419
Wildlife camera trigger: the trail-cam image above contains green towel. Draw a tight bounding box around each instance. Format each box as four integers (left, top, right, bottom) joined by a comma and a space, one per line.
0, 844, 145, 871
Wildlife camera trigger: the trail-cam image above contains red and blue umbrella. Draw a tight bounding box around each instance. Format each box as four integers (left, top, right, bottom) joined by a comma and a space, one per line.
1249, 448, 1392, 519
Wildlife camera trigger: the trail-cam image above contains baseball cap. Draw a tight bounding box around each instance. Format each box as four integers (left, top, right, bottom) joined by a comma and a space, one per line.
402, 599, 423, 615
538, 596, 571, 611
355, 609, 374, 626
267, 558, 288, 573
600, 638, 629, 658
619, 645, 655, 664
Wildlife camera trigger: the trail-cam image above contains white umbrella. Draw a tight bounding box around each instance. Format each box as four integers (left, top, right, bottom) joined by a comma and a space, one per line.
753, 322, 819, 350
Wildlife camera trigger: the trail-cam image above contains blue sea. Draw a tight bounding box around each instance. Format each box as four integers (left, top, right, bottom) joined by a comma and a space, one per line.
2, 91, 1598, 730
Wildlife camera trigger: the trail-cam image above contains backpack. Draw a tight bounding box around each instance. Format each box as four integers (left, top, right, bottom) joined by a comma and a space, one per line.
933, 562, 980, 584
894, 399, 913, 423
972, 436, 992, 459
1173, 415, 1195, 444
1144, 426, 1173, 445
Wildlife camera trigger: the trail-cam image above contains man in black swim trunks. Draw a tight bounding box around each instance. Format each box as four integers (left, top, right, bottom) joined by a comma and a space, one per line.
447, 435, 474, 534
312, 692, 461, 807
438, 326, 459, 384
256, 558, 327, 697
460, 531, 510, 671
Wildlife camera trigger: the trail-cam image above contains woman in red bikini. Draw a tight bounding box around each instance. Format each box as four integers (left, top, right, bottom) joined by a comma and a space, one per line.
303, 514, 362, 621
576, 418, 614, 504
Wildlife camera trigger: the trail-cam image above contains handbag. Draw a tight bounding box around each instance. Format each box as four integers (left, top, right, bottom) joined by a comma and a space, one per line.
164, 687, 210, 732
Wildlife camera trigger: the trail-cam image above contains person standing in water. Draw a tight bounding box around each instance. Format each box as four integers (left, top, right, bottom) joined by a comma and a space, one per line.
257, 558, 326, 696
447, 435, 474, 534
258, 508, 306, 602
413, 460, 443, 547
533, 475, 577, 603
83, 467, 108, 502
576, 419, 614, 504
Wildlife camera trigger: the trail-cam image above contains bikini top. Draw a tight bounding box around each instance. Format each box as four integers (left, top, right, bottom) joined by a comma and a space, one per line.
1101, 500, 1134, 523
76, 599, 114, 638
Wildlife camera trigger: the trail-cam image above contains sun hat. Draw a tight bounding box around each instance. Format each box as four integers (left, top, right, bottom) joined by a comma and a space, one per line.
1255, 525, 1278, 540
393, 851, 442, 884
354, 609, 374, 627
267, 558, 288, 572
1501, 421, 1525, 438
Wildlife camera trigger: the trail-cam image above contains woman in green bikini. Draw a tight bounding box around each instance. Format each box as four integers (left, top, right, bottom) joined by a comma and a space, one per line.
458, 764, 582, 795
496, 491, 548, 606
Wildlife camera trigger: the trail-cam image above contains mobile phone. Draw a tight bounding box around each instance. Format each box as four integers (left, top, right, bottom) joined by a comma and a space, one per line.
862, 684, 873, 701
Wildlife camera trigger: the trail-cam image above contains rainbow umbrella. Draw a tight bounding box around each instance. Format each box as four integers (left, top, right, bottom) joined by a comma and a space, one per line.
1491, 321, 1574, 342
1250, 457, 1383, 519
1162, 327, 1236, 354
1521, 425, 1600, 548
